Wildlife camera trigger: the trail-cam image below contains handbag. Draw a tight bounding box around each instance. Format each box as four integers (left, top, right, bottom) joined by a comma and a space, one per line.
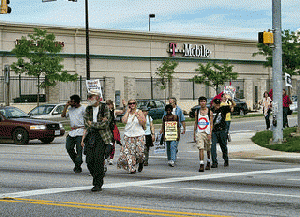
113, 124, 121, 143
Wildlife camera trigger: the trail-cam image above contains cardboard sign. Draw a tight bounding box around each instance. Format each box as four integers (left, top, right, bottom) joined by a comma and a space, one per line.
165, 121, 178, 141
224, 86, 236, 99
86, 79, 103, 99
153, 133, 166, 154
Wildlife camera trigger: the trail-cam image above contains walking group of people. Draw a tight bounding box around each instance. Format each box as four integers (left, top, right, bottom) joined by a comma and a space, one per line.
260, 89, 292, 130
61, 91, 240, 192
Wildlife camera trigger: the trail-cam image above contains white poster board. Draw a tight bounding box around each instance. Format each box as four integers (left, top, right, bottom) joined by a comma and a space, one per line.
153, 133, 166, 154
86, 79, 103, 99
223, 86, 236, 99
164, 121, 178, 141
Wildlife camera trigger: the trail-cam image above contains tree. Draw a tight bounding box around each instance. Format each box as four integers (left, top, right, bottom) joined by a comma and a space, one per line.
11, 28, 78, 104
155, 59, 178, 100
252, 29, 300, 76
191, 61, 238, 95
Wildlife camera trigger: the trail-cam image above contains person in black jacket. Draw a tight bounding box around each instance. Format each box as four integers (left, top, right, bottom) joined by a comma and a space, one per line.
211, 98, 234, 168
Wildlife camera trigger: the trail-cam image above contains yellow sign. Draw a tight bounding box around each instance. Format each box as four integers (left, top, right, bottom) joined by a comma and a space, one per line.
165, 121, 178, 141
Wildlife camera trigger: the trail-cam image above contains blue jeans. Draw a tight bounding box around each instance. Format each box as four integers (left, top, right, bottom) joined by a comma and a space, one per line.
166, 140, 178, 162
66, 135, 83, 167
211, 130, 228, 165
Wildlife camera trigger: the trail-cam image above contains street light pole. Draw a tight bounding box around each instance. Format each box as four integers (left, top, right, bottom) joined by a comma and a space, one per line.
85, 0, 90, 80
149, 14, 155, 99
272, 0, 283, 143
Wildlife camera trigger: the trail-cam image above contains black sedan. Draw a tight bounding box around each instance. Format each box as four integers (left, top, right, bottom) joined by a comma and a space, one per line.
189, 98, 248, 118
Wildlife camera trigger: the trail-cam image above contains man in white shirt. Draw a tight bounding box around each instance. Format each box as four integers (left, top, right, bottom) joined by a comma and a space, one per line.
61, 95, 86, 173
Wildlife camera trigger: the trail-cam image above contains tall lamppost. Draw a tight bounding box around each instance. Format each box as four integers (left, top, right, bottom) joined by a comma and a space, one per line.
85, 0, 90, 80
149, 14, 155, 99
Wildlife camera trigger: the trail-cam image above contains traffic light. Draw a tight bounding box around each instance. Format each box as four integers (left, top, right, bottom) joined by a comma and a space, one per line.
0, 0, 11, 14
258, 31, 274, 44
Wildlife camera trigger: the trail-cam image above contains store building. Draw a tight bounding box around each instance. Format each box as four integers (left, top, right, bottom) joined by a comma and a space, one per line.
0, 22, 283, 113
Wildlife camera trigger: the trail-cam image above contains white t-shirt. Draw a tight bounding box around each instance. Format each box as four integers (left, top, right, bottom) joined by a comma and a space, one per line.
144, 115, 153, 135
196, 110, 211, 135
124, 110, 145, 137
66, 105, 86, 137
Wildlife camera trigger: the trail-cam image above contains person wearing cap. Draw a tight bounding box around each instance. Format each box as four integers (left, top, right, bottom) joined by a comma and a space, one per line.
81, 90, 113, 192
61, 94, 86, 173
141, 106, 155, 166
211, 98, 234, 168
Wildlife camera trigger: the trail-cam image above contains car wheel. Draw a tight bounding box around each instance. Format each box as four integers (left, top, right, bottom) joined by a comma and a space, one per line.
239, 109, 245, 116
40, 138, 55, 144
13, 128, 29, 145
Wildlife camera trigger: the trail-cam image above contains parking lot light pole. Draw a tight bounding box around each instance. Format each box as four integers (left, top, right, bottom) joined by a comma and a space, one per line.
149, 14, 155, 99
85, 0, 90, 80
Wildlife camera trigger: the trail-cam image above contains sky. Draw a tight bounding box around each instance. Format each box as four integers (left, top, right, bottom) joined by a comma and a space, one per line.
0, 0, 299, 40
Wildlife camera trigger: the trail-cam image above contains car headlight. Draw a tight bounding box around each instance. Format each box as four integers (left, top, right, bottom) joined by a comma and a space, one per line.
30, 125, 46, 130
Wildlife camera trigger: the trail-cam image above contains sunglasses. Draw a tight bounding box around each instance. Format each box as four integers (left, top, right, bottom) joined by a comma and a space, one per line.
128, 102, 136, 105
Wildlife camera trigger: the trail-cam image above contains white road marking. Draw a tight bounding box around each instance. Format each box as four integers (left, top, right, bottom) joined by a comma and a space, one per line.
287, 179, 300, 181
1, 167, 300, 199
143, 186, 300, 199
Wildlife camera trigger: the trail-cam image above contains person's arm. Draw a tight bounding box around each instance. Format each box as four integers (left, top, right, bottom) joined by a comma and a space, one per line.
122, 109, 130, 124
176, 115, 180, 141
150, 118, 155, 142
61, 101, 71, 117
209, 110, 213, 141
194, 110, 198, 141
89, 104, 110, 130
161, 116, 166, 140
81, 129, 87, 148
179, 108, 186, 134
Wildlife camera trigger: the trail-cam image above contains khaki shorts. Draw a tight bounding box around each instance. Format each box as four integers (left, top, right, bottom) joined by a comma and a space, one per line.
195, 132, 211, 151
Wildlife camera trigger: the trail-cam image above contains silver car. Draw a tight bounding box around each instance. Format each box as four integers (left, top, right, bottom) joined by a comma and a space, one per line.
28, 103, 66, 120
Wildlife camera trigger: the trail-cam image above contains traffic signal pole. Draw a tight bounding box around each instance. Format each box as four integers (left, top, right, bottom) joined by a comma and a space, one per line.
272, 0, 283, 143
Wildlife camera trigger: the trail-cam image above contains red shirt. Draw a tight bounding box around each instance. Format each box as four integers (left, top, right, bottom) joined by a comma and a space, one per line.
283, 94, 292, 108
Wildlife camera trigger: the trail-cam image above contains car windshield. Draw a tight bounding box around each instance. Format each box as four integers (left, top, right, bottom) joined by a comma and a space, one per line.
29, 105, 55, 115
0, 107, 30, 118
137, 101, 147, 108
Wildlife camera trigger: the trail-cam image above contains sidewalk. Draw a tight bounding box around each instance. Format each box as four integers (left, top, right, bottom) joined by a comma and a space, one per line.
228, 131, 300, 164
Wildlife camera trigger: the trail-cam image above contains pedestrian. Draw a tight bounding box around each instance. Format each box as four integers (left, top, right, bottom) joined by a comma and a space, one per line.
117, 99, 146, 174
61, 94, 86, 173
211, 98, 234, 168
283, 89, 292, 128
105, 100, 122, 165
162, 97, 185, 161
259, 91, 272, 130
220, 93, 236, 142
162, 104, 180, 167
81, 90, 113, 192
193, 96, 213, 172
141, 107, 155, 166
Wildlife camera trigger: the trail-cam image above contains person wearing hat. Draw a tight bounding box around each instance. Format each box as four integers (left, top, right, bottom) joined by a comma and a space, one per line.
141, 106, 155, 166
81, 90, 113, 192
211, 98, 234, 168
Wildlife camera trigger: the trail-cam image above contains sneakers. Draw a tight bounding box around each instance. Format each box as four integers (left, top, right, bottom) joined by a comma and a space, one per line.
73, 166, 82, 173
108, 159, 113, 165
198, 164, 204, 172
168, 160, 175, 167
211, 163, 218, 168
205, 162, 211, 170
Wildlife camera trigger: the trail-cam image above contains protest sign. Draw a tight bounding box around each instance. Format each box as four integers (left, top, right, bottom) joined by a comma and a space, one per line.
165, 121, 178, 141
223, 86, 236, 99
86, 79, 103, 100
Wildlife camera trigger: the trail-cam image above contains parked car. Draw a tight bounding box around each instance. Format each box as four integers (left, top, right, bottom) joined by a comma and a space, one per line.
28, 103, 66, 120
0, 106, 65, 144
189, 98, 248, 118
115, 99, 166, 122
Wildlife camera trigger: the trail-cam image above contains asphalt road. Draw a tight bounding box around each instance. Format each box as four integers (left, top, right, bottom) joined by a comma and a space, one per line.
0, 116, 299, 217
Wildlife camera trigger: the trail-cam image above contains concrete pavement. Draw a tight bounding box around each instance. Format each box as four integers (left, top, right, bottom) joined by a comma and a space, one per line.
228, 131, 300, 164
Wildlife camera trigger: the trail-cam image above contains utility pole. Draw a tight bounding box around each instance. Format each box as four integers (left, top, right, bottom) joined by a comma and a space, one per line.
272, 0, 283, 143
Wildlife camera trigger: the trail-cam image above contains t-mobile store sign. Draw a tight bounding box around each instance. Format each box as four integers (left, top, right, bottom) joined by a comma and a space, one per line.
168, 43, 211, 58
